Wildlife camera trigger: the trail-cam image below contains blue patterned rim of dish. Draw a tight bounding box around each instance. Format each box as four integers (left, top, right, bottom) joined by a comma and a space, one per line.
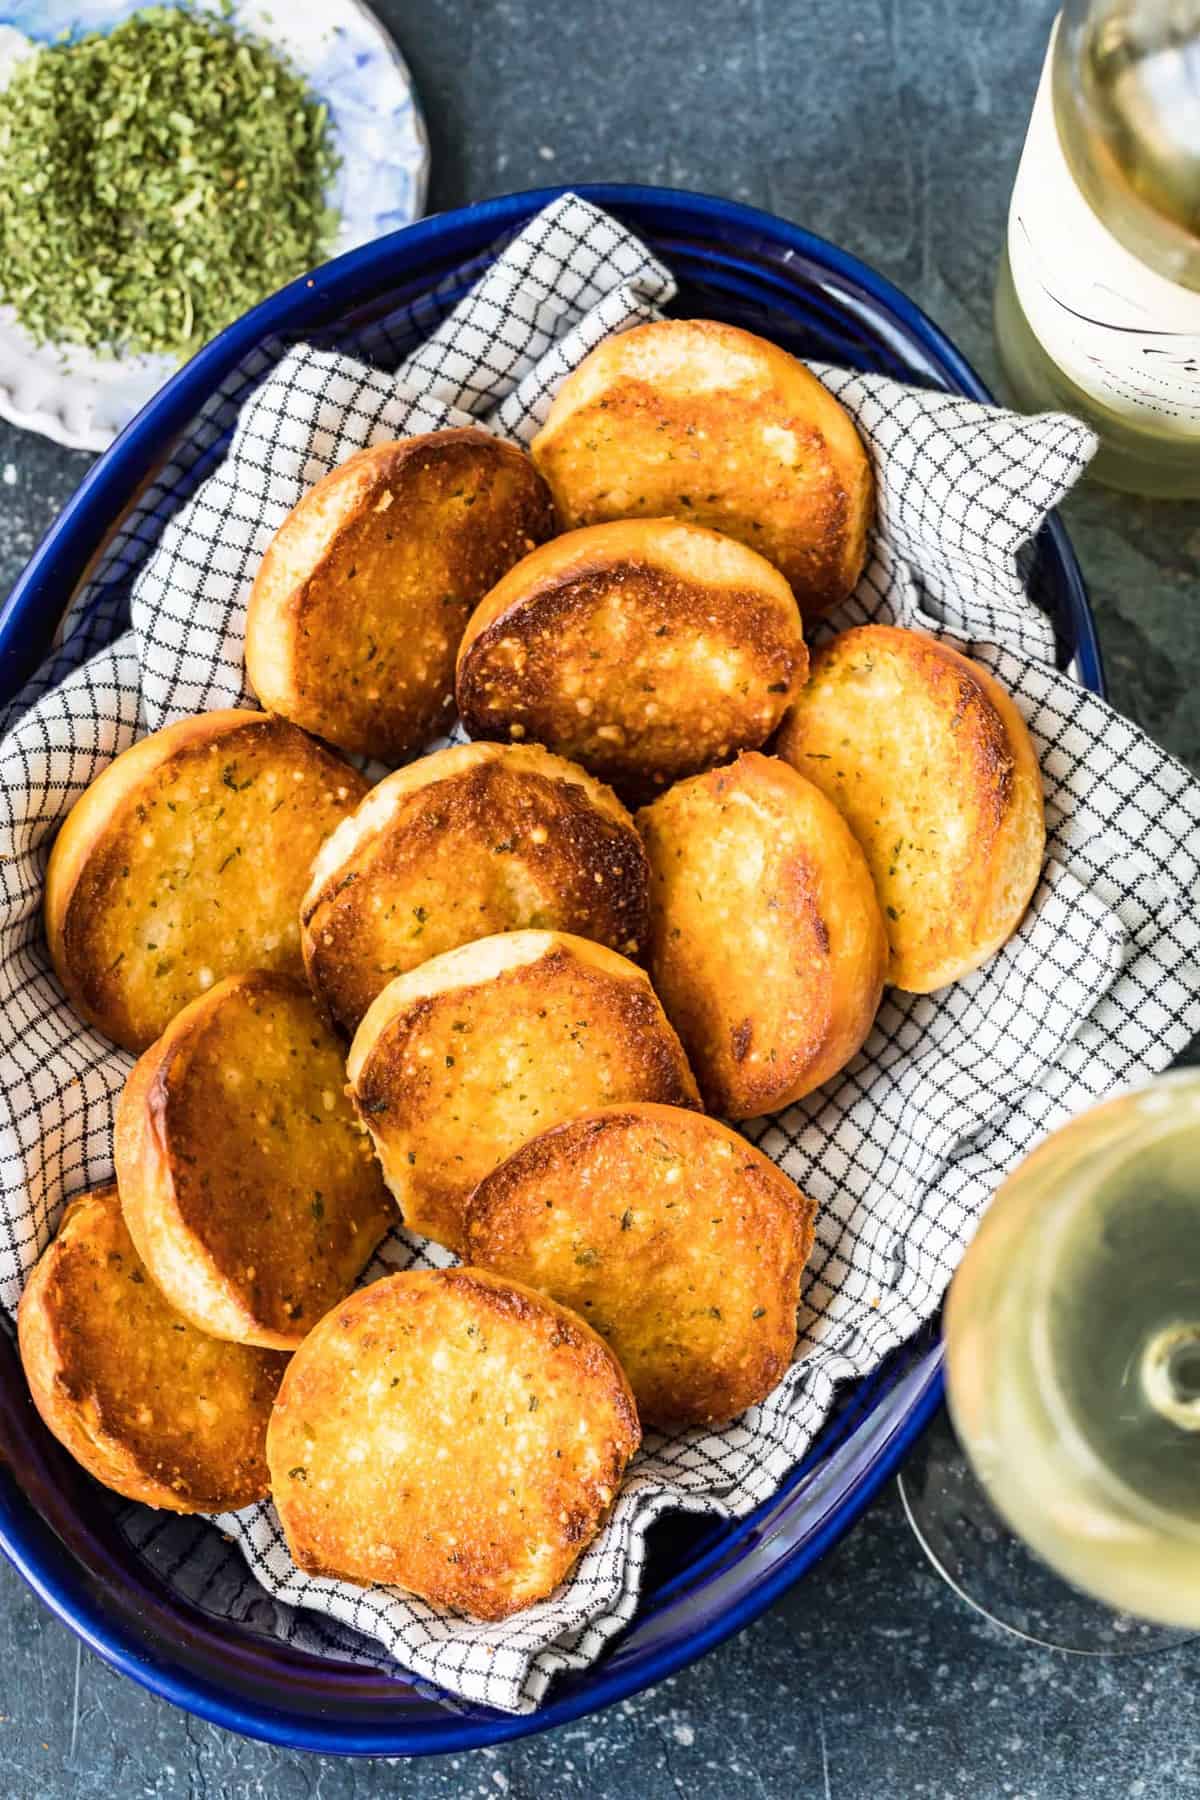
0, 184, 1104, 1756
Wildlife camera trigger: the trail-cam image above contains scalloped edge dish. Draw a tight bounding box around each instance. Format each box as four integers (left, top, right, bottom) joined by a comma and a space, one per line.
0, 0, 429, 451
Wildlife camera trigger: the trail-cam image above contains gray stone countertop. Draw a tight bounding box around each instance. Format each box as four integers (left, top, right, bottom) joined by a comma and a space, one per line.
0, 2, 1196, 1794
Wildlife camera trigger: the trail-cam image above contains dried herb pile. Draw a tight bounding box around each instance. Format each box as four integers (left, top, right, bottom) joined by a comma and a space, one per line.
0, 5, 338, 358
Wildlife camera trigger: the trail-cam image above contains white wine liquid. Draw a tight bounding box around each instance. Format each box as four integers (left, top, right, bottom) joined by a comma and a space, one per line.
1041, 1129, 1200, 1528
947, 1075, 1200, 1628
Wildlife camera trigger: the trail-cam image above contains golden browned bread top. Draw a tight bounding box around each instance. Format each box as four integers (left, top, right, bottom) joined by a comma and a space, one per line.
17, 1185, 287, 1512
44, 709, 367, 1053
115, 970, 394, 1350
456, 516, 808, 796
301, 741, 649, 1034
267, 1266, 640, 1618
531, 318, 872, 617
245, 429, 555, 762
776, 624, 1046, 993
465, 1103, 816, 1428
637, 753, 887, 1118
347, 929, 700, 1253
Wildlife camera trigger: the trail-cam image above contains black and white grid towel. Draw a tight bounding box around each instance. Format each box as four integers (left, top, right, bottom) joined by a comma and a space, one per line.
1, 194, 1199, 1714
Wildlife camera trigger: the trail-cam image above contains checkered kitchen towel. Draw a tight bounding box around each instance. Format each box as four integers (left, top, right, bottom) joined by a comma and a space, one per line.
1, 194, 1199, 1714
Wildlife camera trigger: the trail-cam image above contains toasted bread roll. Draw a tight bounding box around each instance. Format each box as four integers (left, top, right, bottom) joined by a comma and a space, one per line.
17, 1186, 287, 1511
456, 517, 808, 796
301, 742, 649, 1035
115, 971, 394, 1350
465, 1104, 816, 1427
268, 1267, 639, 1617
637, 753, 886, 1118
775, 625, 1046, 992
530, 318, 872, 618
45, 710, 367, 1054
245, 430, 554, 762
347, 929, 700, 1252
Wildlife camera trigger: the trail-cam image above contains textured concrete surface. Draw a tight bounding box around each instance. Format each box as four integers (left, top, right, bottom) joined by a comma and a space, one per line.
1, 0, 1197, 1793
0, 1482, 1194, 1799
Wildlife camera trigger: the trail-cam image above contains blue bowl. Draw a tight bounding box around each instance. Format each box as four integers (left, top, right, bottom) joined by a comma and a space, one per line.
0, 184, 1103, 1756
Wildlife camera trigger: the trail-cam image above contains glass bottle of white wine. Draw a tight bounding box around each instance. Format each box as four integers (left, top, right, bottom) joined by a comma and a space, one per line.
943, 1072, 1200, 1632
995, 1, 1200, 497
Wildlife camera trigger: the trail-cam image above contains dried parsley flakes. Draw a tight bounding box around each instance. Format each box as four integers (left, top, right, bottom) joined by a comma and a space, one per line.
0, 4, 338, 358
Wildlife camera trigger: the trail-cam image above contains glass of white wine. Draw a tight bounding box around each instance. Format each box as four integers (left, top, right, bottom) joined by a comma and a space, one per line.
900, 1070, 1200, 1652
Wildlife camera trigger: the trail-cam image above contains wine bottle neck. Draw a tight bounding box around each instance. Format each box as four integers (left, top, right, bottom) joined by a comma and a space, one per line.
1053, 0, 1200, 289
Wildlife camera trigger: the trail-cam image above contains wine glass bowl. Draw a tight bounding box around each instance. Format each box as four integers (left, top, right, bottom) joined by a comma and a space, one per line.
932, 1070, 1200, 1642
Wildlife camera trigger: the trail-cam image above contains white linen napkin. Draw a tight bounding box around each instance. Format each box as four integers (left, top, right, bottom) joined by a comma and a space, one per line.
1, 193, 1198, 1714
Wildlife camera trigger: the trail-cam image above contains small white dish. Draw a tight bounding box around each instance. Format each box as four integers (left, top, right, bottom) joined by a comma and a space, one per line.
0, 0, 429, 452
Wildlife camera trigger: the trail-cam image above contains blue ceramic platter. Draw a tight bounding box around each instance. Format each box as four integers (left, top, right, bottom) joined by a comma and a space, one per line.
0, 184, 1104, 1755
